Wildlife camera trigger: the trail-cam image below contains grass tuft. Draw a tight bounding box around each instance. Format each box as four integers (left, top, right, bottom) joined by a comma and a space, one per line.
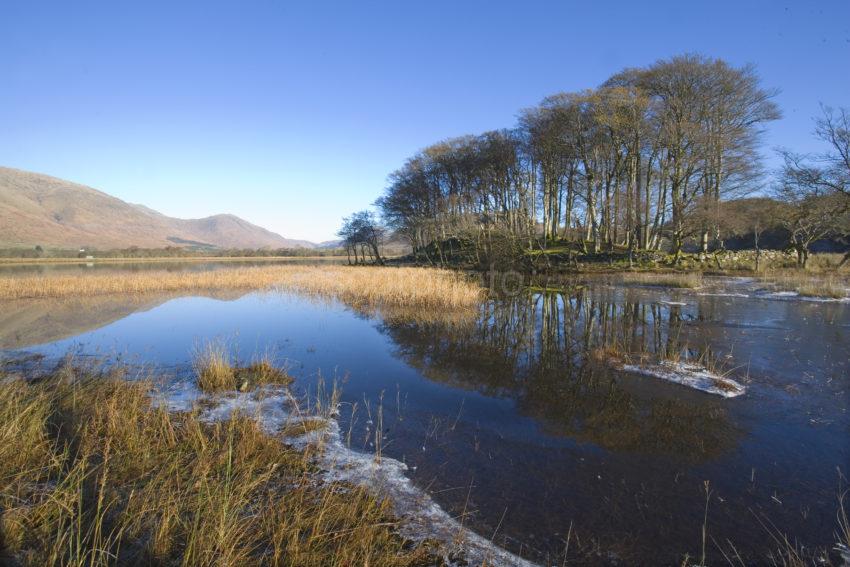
194, 339, 236, 391
194, 341, 293, 392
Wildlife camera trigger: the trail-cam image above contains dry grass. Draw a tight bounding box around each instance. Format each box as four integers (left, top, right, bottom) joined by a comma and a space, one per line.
618, 271, 703, 289
0, 265, 484, 310
194, 339, 237, 391
800, 252, 848, 273
588, 338, 734, 381
0, 256, 346, 265
194, 341, 293, 392
762, 272, 849, 299
0, 365, 436, 566
796, 283, 847, 299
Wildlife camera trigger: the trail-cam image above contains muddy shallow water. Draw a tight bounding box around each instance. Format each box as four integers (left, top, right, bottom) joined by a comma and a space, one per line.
2, 274, 848, 565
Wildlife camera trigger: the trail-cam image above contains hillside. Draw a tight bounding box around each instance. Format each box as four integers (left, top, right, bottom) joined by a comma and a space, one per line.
0, 167, 314, 250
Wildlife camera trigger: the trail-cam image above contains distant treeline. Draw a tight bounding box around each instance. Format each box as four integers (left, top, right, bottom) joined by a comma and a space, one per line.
0, 245, 347, 259
375, 54, 849, 268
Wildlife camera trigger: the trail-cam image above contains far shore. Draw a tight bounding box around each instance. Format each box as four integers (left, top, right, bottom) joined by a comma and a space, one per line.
0, 255, 351, 265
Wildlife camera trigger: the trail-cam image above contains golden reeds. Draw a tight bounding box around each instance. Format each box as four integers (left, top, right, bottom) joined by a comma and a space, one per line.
618, 271, 704, 288
0, 366, 435, 566
193, 340, 293, 392
763, 272, 849, 299
0, 265, 484, 309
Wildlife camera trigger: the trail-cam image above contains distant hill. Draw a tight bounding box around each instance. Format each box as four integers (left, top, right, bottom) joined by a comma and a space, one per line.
0, 167, 316, 250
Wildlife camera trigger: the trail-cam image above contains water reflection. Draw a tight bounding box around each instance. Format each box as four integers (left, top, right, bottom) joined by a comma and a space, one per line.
0, 290, 250, 349
1, 277, 847, 565
381, 288, 738, 461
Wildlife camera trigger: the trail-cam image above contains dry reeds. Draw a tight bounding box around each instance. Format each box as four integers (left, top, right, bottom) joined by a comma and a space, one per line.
0, 366, 435, 566
193, 341, 293, 392
0, 265, 484, 309
618, 272, 703, 289
762, 272, 849, 299
797, 282, 847, 299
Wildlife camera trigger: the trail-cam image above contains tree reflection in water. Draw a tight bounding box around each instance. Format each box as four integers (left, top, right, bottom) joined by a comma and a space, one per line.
380, 286, 739, 461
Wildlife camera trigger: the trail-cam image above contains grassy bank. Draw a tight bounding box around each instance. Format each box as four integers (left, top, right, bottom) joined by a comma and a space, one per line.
0, 364, 437, 566
0, 265, 484, 309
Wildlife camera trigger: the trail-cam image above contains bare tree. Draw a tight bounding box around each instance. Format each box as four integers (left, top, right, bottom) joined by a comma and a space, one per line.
778, 106, 850, 267
338, 211, 386, 265
773, 186, 847, 268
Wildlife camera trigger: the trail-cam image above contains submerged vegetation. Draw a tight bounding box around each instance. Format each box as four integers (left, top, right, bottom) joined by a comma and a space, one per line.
0, 265, 484, 309
0, 364, 439, 567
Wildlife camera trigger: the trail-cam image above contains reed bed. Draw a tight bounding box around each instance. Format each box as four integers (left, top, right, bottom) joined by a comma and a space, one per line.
761, 272, 849, 299
0, 366, 435, 566
617, 271, 703, 289
0, 265, 485, 309
0, 255, 345, 265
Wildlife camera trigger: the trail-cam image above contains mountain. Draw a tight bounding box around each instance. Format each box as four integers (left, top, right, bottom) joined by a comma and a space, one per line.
0, 167, 316, 250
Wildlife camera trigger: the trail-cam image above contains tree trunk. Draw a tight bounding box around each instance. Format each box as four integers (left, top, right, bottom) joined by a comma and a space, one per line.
754, 229, 761, 272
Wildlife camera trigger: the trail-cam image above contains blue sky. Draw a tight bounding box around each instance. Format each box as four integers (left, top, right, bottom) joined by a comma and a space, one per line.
2, 1, 848, 242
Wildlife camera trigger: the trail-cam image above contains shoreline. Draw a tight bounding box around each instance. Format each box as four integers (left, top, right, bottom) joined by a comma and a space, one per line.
0, 255, 349, 266
0, 356, 538, 567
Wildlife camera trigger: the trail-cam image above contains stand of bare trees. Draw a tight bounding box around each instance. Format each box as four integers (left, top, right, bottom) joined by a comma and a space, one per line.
776, 106, 850, 267
338, 210, 386, 265
377, 55, 782, 265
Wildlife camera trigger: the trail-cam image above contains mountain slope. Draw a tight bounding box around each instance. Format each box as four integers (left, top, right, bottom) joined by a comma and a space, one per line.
0, 167, 314, 249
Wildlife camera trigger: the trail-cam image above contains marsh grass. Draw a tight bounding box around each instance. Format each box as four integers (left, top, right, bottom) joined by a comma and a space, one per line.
618, 272, 703, 289
796, 283, 847, 299
0, 265, 484, 311
761, 272, 849, 299
588, 337, 742, 394
0, 365, 436, 567
788, 276, 847, 299
237, 359, 292, 388
194, 341, 293, 392
753, 255, 850, 299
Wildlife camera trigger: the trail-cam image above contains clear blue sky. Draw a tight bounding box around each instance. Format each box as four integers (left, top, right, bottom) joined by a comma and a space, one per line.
2, 1, 848, 242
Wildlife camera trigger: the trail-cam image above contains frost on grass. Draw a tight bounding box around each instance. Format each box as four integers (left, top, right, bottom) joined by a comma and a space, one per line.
622, 361, 746, 398
155, 384, 539, 567
760, 290, 850, 303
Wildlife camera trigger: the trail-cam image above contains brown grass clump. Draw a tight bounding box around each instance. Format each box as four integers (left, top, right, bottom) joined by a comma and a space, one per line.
194, 339, 236, 391
619, 272, 703, 289
796, 283, 847, 299
0, 366, 436, 566
762, 272, 849, 299
194, 342, 293, 392
236, 359, 293, 389
0, 265, 484, 311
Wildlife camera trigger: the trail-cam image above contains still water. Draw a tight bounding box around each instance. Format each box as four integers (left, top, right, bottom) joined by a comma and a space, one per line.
0, 256, 346, 276
2, 274, 848, 565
